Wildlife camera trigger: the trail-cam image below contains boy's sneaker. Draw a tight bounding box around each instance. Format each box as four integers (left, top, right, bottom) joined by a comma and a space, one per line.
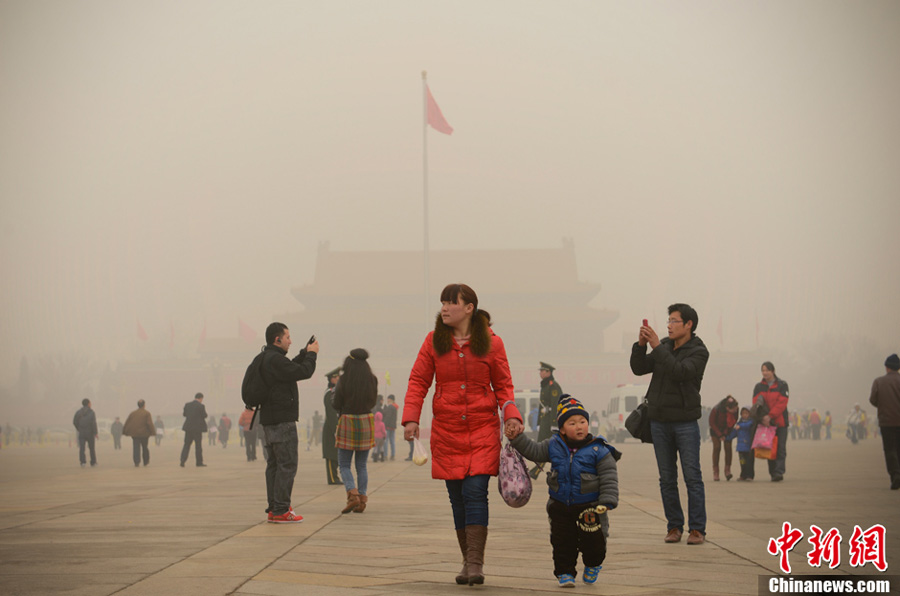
269, 509, 303, 523
557, 574, 576, 588
583, 566, 602, 584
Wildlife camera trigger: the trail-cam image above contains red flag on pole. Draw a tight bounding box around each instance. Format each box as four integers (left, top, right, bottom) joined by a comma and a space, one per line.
239, 319, 257, 344
137, 320, 148, 342
426, 85, 453, 135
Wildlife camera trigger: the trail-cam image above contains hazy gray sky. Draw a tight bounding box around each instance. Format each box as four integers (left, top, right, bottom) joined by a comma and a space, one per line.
2, 1, 899, 384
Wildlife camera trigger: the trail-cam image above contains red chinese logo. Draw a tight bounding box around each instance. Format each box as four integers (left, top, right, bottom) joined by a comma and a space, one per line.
768, 522, 804, 574
807, 525, 842, 569
849, 524, 887, 572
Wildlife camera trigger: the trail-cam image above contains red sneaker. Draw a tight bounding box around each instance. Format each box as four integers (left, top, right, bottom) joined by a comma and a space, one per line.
267, 506, 293, 522
269, 509, 303, 523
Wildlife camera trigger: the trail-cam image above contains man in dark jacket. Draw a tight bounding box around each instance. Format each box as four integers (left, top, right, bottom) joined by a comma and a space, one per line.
73, 398, 98, 467
538, 362, 563, 440
322, 367, 342, 484
110, 417, 124, 450
531, 362, 563, 478
630, 303, 709, 545
870, 353, 900, 490
260, 322, 318, 523
180, 393, 207, 467
383, 394, 398, 460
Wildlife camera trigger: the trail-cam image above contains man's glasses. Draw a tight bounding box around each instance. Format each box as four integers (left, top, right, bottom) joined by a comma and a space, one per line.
667, 319, 683, 325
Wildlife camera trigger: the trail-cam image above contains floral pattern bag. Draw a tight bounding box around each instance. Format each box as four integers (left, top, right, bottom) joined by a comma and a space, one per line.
498, 443, 532, 508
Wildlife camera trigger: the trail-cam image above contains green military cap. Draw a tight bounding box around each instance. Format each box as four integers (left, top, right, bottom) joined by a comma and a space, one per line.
539, 362, 555, 372
324, 367, 342, 379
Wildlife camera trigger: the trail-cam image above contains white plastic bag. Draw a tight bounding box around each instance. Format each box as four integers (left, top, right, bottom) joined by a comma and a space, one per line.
412, 438, 429, 466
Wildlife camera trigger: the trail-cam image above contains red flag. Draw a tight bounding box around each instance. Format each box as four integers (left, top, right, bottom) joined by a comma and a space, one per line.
716, 315, 724, 346
426, 85, 453, 135
239, 319, 257, 344
197, 322, 207, 351
137, 320, 148, 342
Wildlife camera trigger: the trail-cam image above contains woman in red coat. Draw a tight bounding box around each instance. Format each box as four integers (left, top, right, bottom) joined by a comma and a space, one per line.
403, 283, 524, 586
753, 361, 790, 482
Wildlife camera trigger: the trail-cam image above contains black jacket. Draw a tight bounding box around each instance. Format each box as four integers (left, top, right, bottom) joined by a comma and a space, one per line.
630, 335, 709, 423
182, 399, 208, 433
73, 406, 97, 438
258, 344, 317, 426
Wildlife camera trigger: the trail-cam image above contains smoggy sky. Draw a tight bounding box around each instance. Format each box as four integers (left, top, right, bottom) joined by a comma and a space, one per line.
1, 1, 899, 385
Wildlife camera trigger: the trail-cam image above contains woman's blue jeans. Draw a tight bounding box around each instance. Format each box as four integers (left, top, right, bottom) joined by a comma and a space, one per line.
650, 419, 707, 534
338, 448, 369, 495
445, 474, 490, 529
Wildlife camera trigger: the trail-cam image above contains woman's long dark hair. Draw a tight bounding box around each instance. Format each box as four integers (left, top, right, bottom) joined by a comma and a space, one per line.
334, 348, 377, 412
439, 283, 492, 326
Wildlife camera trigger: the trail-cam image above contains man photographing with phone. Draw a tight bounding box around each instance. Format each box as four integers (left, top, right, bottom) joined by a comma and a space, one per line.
630, 304, 709, 545
259, 322, 319, 523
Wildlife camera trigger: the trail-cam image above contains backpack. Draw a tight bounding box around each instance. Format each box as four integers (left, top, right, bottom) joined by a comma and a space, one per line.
241, 350, 271, 430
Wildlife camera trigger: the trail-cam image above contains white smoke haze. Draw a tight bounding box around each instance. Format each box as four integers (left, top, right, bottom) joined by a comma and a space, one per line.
1, 1, 898, 425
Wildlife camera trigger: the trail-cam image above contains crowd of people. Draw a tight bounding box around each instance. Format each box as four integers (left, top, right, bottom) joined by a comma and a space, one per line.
28, 282, 897, 587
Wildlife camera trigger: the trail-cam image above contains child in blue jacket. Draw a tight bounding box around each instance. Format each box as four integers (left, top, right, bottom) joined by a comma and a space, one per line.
508, 394, 620, 587
735, 407, 755, 481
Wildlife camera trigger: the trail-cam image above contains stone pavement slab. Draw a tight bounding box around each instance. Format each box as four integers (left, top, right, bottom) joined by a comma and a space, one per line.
0, 432, 897, 595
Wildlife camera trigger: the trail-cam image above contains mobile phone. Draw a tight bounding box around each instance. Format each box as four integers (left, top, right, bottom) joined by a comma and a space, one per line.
308, 335, 316, 345
642, 319, 649, 327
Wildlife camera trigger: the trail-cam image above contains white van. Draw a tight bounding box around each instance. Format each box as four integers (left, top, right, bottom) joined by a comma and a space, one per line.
602, 384, 649, 443
513, 390, 542, 439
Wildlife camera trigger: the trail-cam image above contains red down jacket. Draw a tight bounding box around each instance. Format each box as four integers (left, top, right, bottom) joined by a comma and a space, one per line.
402, 322, 522, 481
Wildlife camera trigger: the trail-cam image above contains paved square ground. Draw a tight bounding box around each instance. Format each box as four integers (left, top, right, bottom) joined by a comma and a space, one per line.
0, 431, 896, 595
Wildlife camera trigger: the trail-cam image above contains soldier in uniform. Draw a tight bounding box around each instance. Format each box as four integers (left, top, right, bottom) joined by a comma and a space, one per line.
322, 367, 343, 485
538, 362, 563, 440
531, 362, 563, 478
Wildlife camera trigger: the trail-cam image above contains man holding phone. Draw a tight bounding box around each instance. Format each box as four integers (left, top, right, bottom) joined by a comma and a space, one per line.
259, 322, 319, 523
630, 304, 709, 545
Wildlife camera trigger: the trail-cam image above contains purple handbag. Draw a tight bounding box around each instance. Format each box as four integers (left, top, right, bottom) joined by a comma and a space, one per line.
498, 443, 532, 508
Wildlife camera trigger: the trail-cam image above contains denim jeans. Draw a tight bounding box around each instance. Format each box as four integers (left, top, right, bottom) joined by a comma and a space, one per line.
445, 474, 490, 529
132, 437, 150, 466
385, 430, 396, 459
650, 419, 706, 533
78, 435, 97, 465
263, 422, 298, 515
338, 448, 370, 494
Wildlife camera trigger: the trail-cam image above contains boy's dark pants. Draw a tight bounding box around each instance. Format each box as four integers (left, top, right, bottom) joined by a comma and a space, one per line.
547, 499, 607, 578
738, 450, 755, 479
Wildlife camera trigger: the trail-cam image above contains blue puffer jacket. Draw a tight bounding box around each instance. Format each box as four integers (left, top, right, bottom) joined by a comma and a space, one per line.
510, 432, 619, 508
547, 435, 618, 505
735, 419, 755, 452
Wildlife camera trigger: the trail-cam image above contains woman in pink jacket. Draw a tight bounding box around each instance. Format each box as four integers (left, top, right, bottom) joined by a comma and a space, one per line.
403, 283, 524, 586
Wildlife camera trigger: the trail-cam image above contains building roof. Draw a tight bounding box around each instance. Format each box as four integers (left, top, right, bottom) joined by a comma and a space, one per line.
291, 238, 602, 304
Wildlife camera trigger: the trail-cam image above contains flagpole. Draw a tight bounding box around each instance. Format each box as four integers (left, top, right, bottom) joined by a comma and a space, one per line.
422, 70, 431, 332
